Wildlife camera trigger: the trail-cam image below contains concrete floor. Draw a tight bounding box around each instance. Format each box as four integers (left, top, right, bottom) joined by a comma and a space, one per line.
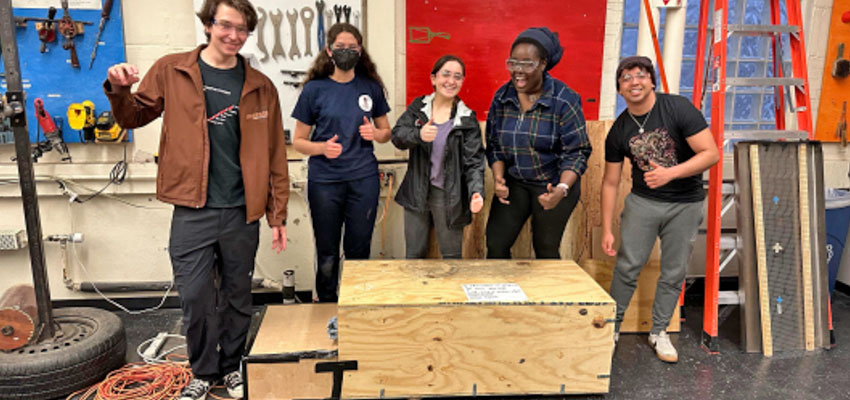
78, 289, 850, 400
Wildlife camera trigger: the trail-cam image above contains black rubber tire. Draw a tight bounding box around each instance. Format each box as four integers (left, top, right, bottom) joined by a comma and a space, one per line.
0, 307, 126, 400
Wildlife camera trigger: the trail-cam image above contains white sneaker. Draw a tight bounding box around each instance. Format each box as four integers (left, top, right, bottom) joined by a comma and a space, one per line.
223, 370, 244, 399
648, 331, 678, 363
179, 378, 212, 400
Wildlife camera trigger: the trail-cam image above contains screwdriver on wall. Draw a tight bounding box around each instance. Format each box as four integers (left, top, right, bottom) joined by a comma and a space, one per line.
89, 0, 114, 69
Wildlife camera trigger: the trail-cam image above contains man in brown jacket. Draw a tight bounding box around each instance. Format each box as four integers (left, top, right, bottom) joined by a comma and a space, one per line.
103, 1, 288, 399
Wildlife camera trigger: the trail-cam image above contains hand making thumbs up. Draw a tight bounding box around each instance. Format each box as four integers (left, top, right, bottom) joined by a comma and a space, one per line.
359, 116, 374, 141
420, 117, 437, 142
324, 134, 343, 159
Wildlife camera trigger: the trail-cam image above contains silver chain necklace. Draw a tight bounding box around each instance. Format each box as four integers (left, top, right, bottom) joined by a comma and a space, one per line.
627, 103, 654, 134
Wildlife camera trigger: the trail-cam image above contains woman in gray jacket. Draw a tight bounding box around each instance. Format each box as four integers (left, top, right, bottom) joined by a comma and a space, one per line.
391, 55, 485, 259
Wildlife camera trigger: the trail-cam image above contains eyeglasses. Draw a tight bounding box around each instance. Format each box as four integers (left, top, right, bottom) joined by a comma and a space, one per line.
437, 70, 464, 81
212, 18, 251, 38
619, 72, 650, 84
505, 59, 539, 73
331, 44, 361, 52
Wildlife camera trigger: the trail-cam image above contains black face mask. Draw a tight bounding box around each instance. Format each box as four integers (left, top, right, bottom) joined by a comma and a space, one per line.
331, 48, 360, 71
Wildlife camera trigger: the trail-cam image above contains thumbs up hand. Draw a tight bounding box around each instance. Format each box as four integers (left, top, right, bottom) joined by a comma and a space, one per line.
420, 118, 437, 142
324, 134, 343, 159
359, 116, 374, 141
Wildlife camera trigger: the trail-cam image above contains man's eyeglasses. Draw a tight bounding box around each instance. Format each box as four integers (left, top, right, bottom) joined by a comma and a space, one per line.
212, 18, 251, 38
619, 72, 650, 84
505, 59, 540, 73
437, 70, 464, 81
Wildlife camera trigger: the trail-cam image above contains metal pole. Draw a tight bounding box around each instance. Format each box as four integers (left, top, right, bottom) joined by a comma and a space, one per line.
0, 0, 55, 339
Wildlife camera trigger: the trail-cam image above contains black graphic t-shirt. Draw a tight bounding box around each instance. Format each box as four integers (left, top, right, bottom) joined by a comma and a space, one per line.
199, 57, 245, 207
605, 93, 709, 203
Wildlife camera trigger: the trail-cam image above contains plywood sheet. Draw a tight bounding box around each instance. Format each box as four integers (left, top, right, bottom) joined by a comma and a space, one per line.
338, 260, 613, 306
580, 259, 680, 333
247, 359, 335, 400
250, 303, 337, 356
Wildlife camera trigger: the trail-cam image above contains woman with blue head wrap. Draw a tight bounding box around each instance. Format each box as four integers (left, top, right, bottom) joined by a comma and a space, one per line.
484, 27, 592, 259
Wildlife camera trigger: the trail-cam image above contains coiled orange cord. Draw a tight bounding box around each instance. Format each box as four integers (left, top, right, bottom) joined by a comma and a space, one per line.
68, 355, 192, 400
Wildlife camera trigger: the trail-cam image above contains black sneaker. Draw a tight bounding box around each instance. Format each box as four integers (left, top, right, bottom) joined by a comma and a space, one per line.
179, 378, 212, 400
223, 370, 244, 399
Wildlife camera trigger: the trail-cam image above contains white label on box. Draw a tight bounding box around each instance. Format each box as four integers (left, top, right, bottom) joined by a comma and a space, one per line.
462, 283, 528, 302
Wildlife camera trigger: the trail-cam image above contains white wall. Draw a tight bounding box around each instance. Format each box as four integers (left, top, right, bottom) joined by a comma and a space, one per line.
1, 0, 847, 300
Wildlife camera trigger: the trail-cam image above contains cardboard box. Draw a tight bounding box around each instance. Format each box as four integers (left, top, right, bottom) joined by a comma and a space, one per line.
338, 259, 616, 398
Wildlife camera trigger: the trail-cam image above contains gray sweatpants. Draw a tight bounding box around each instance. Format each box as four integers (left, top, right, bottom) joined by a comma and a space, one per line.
404, 185, 463, 259
609, 194, 703, 334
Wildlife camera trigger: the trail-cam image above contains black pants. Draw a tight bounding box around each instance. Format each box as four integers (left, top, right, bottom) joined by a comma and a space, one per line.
486, 176, 580, 259
307, 175, 380, 302
169, 206, 258, 381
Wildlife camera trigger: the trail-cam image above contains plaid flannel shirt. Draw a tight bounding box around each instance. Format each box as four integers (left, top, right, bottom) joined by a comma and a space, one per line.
485, 74, 591, 185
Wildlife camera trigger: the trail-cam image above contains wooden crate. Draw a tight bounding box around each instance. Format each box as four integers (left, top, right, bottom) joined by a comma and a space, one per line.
244, 303, 339, 400
337, 260, 615, 398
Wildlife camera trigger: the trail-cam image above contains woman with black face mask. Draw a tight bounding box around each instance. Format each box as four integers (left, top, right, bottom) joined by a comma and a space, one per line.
292, 23, 391, 302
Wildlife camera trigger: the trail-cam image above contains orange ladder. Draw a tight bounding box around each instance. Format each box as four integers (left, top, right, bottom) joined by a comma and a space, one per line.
692, 0, 814, 352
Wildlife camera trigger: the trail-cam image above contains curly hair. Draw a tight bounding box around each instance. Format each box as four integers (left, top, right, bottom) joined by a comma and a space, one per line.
304, 23, 385, 91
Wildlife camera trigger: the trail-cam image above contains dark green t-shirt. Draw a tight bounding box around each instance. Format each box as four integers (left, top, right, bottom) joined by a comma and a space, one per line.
199, 57, 245, 207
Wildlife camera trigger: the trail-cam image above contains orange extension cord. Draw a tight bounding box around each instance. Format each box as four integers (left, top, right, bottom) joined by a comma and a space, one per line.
67, 356, 193, 400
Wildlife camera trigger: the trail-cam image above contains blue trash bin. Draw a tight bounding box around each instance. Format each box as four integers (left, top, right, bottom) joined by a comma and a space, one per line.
825, 188, 850, 295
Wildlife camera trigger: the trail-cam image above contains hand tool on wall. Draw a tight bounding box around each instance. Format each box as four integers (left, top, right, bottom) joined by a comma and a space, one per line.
281, 70, 306, 78
37, 7, 57, 53
286, 9, 301, 59
354, 10, 360, 29
282, 81, 302, 89
316, 0, 326, 50
333, 5, 342, 23
88, 0, 113, 69
256, 7, 269, 62
833, 43, 850, 79
270, 9, 285, 60
300, 7, 314, 57
837, 101, 847, 148
343, 5, 351, 23
58, 0, 82, 68
33, 98, 70, 162
324, 9, 333, 30
67, 100, 96, 142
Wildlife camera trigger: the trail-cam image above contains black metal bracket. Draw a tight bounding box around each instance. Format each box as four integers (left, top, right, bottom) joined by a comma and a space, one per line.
315, 360, 358, 400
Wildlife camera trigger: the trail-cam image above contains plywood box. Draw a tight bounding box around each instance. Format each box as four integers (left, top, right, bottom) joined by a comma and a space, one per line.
244, 304, 339, 400
338, 260, 616, 398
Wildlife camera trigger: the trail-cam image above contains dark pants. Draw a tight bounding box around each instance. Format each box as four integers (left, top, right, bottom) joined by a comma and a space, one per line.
404, 185, 464, 259
307, 175, 380, 302
486, 176, 580, 259
169, 206, 258, 381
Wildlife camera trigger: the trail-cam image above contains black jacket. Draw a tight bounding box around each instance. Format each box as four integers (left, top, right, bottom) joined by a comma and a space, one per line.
392, 94, 485, 229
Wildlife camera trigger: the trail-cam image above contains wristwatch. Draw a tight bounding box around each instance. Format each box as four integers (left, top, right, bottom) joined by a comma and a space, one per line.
556, 182, 570, 195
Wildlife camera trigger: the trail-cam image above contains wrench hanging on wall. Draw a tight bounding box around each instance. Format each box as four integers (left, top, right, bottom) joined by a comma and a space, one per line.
333, 5, 342, 23
343, 5, 351, 23
256, 7, 269, 62
354, 10, 360, 29
286, 9, 300, 59
270, 9, 285, 60
315, 0, 326, 50
300, 7, 314, 57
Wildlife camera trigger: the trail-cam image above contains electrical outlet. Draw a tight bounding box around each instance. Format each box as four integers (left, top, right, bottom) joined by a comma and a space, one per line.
378, 169, 395, 188
0, 230, 27, 251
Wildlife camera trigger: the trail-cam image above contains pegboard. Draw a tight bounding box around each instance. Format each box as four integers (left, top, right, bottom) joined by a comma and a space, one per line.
814, 0, 850, 143
1, 0, 131, 144
192, 0, 365, 142
405, 0, 607, 120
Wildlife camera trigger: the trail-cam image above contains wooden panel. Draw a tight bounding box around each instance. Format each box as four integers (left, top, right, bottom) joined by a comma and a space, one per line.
338, 260, 612, 306
339, 304, 613, 397
814, 0, 850, 142
247, 359, 335, 400
250, 304, 337, 356
580, 259, 680, 333
750, 145, 773, 357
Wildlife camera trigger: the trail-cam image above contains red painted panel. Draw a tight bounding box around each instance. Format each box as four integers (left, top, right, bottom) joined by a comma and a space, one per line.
405, 1, 607, 120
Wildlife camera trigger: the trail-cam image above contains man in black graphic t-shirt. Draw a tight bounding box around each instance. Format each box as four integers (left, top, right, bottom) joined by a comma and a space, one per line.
601, 56, 719, 364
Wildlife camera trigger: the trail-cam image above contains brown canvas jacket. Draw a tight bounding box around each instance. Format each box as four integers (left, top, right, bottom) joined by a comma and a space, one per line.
104, 45, 289, 226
